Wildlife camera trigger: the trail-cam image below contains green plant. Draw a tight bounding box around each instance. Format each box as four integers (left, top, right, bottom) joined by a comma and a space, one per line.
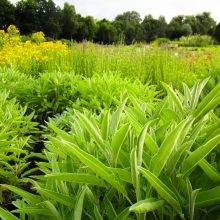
0, 90, 39, 208
179, 35, 214, 47
152, 38, 170, 46
1, 79, 219, 219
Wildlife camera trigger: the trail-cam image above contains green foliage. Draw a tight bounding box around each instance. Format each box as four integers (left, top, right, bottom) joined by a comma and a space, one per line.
179, 35, 214, 47
0, 68, 158, 123
0, 90, 38, 207
1, 78, 219, 219
152, 38, 170, 46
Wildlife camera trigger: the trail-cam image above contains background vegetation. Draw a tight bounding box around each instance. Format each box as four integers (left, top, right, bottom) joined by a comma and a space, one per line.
1, 0, 220, 44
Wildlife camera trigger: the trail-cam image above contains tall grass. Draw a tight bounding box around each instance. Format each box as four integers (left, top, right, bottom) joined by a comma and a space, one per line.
1, 40, 220, 88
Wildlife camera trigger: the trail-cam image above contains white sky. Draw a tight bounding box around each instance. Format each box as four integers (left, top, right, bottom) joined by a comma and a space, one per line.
10, 0, 220, 22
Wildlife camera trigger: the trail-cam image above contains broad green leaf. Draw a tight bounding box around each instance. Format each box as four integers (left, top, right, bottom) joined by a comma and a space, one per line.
94, 206, 103, 220
182, 135, 220, 175
101, 110, 110, 141
193, 82, 220, 115
137, 121, 152, 166
75, 112, 105, 153
130, 147, 141, 201
48, 136, 127, 196
1, 184, 41, 205
150, 118, 190, 177
183, 82, 192, 106
0, 147, 26, 154
193, 82, 220, 121
139, 168, 182, 213
191, 77, 209, 109
0, 207, 19, 220
74, 186, 87, 220
196, 186, 220, 207
12, 208, 53, 216
129, 198, 164, 213
145, 133, 158, 155
161, 82, 184, 114
198, 159, 220, 182
45, 173, 106, 186
109, 168, 132, 183
36, 188, 75, 207
194, 96, 220, 122
111, 123, 130, 165
104, 198, 117, 220
115, 207, 130, 220
126, 110, 142, 133
186, 178, 200, 220
43, 201, 64, 220
109, 98, 128, 137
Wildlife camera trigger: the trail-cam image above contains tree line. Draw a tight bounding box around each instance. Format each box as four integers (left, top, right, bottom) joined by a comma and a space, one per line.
1, 0, 220, 44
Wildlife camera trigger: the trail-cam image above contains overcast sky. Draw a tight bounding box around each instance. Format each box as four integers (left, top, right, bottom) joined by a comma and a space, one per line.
10, 0, 220, 22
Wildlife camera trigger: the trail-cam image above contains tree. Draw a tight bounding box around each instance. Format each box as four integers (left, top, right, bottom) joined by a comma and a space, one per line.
0, 0, 15, 29
195, 12, 216, 35
181, 23, 192, 36
60, 2, 78, 39
15, 0, 40, 34
96, 19, 117, 44
185, 15, 199, 34
141, 15, 160, 42
76, 16, 97, 41
213, 23, 220, 43
168, 15, 186, 39
36, 0, 61, 38
115, 11, 141, 44
157, 16, 168, 38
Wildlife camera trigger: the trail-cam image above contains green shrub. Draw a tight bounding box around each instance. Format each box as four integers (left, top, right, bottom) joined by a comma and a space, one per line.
0, 69, 159, 123
0, 91, 38, 208
179, 35, 214, 47
152, 38, 170, 46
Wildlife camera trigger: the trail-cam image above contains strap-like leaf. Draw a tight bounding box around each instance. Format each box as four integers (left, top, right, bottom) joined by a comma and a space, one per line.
196, 186, 220, 207
139, 168, 182, 214
129, 198, 164, 213
182, 135, 220, 175
48, 136, 127, 197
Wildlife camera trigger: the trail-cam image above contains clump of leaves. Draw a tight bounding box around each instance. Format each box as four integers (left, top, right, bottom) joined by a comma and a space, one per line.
0, 69, 159, 123
0, 91, 39, 208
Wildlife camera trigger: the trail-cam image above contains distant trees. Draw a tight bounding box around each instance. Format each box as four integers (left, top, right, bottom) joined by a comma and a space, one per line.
36, 0, 61, 38
141, 15, 168, 42
115, 11, 142, 44
0, 0, 15, 29
96, 19, 117, 44
0, 0, 219, 44
213, 23, 220, 43
60, 3, 78, 39
15, 0, 40, 34
168, 12, 216, 39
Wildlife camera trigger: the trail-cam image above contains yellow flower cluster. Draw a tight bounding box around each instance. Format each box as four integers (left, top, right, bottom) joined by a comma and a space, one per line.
0, 25, 68, 73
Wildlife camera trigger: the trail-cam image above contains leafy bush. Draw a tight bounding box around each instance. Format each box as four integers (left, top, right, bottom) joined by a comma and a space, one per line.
179, 35, 214, 47
151, 38, 170, 46
0, 91, 38, 208
1, 79, 219, 220
0, 69, 158, 123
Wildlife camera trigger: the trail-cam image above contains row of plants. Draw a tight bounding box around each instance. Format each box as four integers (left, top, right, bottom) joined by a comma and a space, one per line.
1, 26, 220, 87
0, 68, 158, 123
0, 75, 219, 219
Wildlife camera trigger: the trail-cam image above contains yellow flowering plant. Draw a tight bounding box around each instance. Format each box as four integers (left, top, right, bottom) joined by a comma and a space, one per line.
0, 25, 68, 75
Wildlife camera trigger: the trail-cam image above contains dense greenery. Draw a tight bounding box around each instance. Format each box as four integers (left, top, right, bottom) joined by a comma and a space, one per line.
0, 0, 220, 43
0, 68, 220, 219
0, 26, 220, 219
